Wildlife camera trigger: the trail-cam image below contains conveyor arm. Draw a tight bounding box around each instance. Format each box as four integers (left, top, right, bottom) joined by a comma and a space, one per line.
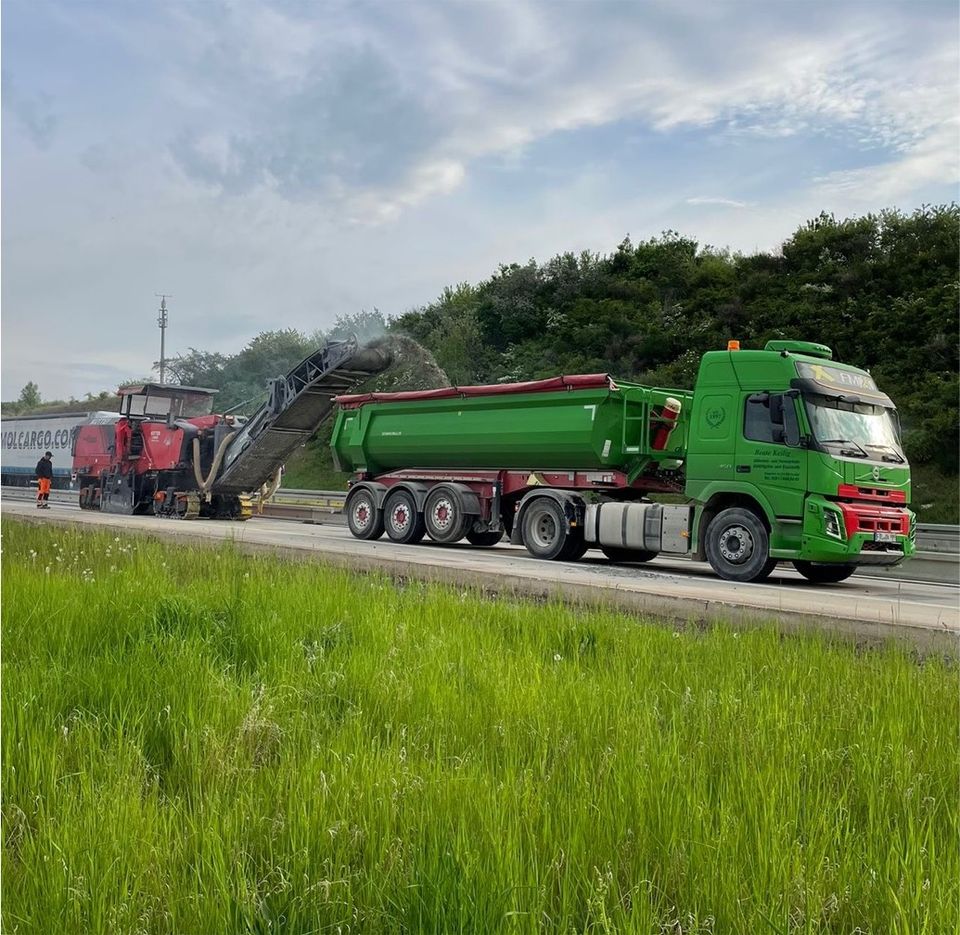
211, 338, 391, 495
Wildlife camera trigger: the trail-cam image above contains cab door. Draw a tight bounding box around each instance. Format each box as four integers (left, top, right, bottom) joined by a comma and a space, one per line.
736, 391, 806, 519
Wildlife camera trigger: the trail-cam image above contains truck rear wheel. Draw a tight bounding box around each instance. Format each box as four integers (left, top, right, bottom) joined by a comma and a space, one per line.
424, 487, 471, 543
561, 535, 588, 561
705, 507, 778, 583
521, 497, 582, 561
600, 546, 658, 564
346, 488, 384, 541
384, 489, 426, 544
792, 561, 857, 583
465, 529, 503, 547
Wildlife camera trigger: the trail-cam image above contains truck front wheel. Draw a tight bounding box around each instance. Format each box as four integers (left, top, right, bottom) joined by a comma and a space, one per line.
705, 507, 778, 583
792, 561, 857, 584
346, 488, 384, 541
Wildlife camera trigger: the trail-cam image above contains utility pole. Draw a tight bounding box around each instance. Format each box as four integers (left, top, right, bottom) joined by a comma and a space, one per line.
155, 293, 171, 383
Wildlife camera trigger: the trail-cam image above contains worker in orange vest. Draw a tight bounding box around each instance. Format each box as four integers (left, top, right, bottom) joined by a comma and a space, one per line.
35, 451, 53, 509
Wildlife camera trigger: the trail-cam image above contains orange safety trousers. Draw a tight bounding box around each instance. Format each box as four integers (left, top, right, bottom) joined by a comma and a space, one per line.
37, 478, 51, 498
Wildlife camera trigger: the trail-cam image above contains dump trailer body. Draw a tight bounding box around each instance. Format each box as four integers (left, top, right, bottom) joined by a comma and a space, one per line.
332, 374, 692, 480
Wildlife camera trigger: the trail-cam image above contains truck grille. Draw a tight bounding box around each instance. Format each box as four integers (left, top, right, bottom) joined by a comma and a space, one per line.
838, 501, 909, 537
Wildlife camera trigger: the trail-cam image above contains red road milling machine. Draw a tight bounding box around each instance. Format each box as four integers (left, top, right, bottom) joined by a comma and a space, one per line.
71, 338, 392, 519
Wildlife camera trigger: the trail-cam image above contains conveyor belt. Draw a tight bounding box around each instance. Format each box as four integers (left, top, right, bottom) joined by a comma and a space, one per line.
212, 339, 390, 495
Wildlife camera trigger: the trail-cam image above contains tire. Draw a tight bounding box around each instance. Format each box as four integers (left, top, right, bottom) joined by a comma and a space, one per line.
346, 488, 384, 541
705, 507, 779, 583
600, 545, 658, 564
792, 561, 857, 584
383, 489, 426, 544
560, 534, 588, 562
465, 528, 503, 547
424, 486, 471, 543
521, 497, 573, 561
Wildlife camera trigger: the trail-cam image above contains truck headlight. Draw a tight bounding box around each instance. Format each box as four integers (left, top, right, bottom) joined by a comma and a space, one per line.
824, 509, 843, 540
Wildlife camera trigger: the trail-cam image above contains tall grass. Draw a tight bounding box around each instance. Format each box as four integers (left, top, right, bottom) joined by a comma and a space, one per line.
2, 519, 957, 934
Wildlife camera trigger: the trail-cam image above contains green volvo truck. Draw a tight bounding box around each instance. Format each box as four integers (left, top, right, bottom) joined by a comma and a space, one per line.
331, 340, 914, 583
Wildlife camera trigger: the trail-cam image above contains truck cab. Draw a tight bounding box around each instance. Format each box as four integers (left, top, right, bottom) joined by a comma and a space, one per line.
685, 341, 914, 582
117, 383, 218, 422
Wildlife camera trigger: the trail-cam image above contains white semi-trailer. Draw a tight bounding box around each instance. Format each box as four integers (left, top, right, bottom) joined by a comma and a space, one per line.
0, 412, 117, 488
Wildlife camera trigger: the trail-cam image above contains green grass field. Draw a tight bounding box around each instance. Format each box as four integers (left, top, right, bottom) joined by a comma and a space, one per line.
2, 519, 957, 934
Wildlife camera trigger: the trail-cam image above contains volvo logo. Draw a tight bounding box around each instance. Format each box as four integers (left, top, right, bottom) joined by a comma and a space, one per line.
872, 466, 881, 482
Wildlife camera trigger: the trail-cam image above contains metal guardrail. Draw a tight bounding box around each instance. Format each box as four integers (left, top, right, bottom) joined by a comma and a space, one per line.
270, 489, 345, 510
915, 524, 960, 554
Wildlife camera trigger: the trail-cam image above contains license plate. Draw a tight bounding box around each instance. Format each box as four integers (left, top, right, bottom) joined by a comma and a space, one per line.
873, 531, 898, 543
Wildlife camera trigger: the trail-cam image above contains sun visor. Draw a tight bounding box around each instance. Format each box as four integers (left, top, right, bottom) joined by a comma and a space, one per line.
791, 377, 895, 408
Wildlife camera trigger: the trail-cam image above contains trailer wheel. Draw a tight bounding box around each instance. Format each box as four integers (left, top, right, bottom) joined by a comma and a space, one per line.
705, 507, 778, 582
792, 561, 857, 583
346, 488, 384, 540
424, 487, 471, 543
465, 529, 503, 548
383, 489, 426, 544
600, 546, 658, 564
521, 497, 574, 561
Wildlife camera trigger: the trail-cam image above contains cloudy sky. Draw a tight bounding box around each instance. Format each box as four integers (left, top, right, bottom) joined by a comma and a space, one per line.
2, 0, 957, 400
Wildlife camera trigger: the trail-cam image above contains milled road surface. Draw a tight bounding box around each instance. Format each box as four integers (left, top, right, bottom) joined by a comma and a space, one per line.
4, 499, 958, 651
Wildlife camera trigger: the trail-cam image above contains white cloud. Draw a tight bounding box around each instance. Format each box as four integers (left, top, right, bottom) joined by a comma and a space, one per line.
147, 1, 957, 220
685, 197, 749, 209
814, 118, 960, 204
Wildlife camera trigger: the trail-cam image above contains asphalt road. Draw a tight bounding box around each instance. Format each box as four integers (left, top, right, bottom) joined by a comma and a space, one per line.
4, 498, 958, 651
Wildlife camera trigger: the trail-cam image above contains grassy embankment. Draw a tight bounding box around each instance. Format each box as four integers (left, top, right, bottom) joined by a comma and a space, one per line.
3, 520, 957, 934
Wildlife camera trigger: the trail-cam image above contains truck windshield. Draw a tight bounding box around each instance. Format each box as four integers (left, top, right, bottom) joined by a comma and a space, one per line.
178, 393, 215, 418
803, 394, 905, 462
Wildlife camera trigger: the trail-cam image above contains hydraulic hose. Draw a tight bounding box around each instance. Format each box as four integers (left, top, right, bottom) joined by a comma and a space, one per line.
192, 431, 238, 499
257, 467, 283, 514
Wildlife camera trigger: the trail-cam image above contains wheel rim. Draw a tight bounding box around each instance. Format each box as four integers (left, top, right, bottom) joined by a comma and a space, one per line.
390, 502, 410, 532
718, 524, 754, 564
430, 497, 455, 531
529, 508, 559, 551
352, 498, 372, 531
